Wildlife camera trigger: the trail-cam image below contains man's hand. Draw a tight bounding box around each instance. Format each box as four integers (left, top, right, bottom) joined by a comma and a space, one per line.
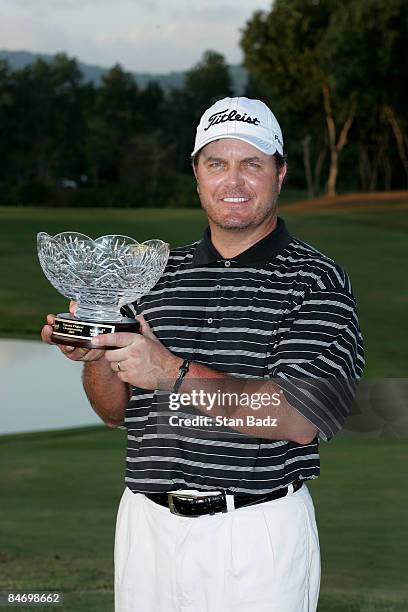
40, 300, 105, 362
91, 315, 182, 389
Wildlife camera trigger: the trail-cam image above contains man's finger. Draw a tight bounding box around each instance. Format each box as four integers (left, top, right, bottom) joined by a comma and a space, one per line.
137, 315, 157, 341
104, 347, 131, 363
41, 324, 55, 345
60, 344, 76, 355
117, 371, 129, 383
91, 331, 138, 348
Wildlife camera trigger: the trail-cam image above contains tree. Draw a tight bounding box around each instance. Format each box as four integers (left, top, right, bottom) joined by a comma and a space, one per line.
137, 81, 165, 132
322, 0, 408, 189
120, 132, 169, 206
166, 50, 233, 173
9, 54, 86, 186
96, 64, 139, 136
241, 0, 355, 196
87, 64, 140, 184
0, 61, 15, 186
242, 0, 408, 195
184, 50, 233, 119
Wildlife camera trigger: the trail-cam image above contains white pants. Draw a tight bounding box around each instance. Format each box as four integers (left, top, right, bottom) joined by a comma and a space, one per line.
114, 484, 320, 612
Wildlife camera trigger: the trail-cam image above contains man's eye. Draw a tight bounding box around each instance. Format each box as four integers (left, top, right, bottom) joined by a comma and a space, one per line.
247, 161, 261, 169
208, 161, 224, 169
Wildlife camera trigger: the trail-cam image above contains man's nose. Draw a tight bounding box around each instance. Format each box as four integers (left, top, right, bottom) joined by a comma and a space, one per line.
224, 165, 245, 186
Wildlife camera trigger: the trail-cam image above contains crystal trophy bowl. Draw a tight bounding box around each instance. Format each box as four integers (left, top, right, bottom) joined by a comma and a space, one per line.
37, 232, 170, 348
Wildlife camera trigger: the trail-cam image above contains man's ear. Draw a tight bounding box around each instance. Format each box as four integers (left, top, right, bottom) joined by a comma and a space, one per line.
192, 161, 200, 193
278, 163, 287, 193
192, 162, 198, 181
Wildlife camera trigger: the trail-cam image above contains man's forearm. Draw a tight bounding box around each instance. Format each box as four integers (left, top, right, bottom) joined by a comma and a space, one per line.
82, 357, 130, 427
178, 361, 318, 443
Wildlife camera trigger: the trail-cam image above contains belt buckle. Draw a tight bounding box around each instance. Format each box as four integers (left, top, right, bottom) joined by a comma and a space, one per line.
167, 491, 226, 516
167, 492, 198, 516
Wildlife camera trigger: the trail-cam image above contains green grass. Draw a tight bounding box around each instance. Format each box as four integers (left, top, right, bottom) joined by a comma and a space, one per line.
0, 426, 125, 611
0, 206, 208, 343
283, 199, 408, 378
1, 198, 407, 376
0, 427, 406, 611
1, 197, 407, 606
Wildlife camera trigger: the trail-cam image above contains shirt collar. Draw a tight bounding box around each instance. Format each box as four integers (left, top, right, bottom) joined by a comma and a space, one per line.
191, 216, 292, 266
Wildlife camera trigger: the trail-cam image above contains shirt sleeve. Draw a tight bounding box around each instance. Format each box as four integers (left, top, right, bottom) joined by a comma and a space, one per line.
267, 267, 365, 441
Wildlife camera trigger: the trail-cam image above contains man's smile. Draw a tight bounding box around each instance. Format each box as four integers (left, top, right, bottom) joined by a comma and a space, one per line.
220, 196, 251, 203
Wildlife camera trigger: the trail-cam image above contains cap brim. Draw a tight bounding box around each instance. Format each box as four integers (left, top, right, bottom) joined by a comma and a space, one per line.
191, 134, 281, 157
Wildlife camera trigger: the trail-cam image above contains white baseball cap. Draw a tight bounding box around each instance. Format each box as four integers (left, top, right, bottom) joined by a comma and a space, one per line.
191, 97, 284, 157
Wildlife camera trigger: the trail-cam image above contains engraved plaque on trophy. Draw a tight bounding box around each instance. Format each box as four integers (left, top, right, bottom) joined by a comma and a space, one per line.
37, 232, 169, 349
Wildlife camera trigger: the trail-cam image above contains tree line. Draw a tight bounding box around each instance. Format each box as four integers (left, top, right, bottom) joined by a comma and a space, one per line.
0, 0, 406, 207
242, 0, 408, 197
0, 51, 233, 207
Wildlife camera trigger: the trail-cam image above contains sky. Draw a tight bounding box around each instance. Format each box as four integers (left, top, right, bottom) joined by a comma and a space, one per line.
0, 0, 272, 73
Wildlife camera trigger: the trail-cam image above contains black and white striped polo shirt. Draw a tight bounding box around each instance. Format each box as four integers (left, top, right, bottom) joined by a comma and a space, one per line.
123, 217, 365, 494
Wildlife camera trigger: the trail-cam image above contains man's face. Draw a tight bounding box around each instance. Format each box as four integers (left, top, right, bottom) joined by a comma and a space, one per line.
194, 138, 286, 232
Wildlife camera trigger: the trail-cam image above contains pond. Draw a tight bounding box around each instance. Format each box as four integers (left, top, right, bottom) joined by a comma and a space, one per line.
0, 339, 101, 435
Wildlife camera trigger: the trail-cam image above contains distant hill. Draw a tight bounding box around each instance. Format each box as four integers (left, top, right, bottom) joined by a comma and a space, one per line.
0, 49, 248, 94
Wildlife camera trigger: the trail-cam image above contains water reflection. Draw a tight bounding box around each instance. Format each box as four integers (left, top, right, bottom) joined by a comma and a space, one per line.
0, 339, 101, 435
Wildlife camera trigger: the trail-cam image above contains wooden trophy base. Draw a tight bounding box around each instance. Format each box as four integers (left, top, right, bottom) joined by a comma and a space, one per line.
51, 313, 140, 349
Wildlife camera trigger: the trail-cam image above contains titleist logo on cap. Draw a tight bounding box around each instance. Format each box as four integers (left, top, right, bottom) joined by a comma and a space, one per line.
191, 97, 284, 157
204, 109, 261, 131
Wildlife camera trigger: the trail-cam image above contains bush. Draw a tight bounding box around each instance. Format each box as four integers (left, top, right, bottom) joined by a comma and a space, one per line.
1, 172, 201, 208
9, 180, 55, 206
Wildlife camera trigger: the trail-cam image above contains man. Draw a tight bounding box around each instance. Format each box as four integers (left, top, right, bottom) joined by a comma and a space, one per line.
42, 97, 364, 611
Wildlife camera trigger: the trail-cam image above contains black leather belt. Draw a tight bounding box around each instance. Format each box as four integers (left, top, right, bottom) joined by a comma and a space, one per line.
144, 480, 303, 517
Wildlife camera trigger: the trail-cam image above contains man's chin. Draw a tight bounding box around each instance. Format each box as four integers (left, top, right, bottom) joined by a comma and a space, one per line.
212, 219, 253, 231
